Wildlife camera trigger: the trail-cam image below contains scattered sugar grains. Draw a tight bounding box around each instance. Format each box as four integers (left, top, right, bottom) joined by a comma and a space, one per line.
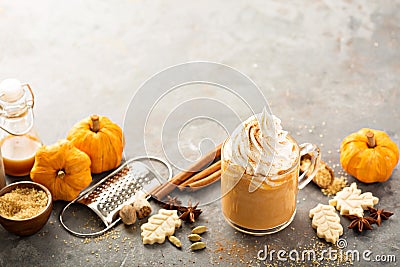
322, 176, 348, 196
0, 187, 48, 219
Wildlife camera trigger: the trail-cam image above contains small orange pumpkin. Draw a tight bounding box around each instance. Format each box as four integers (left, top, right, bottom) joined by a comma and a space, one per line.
67, 115, 124, 174
30, 139, 92, 201
340, 128, 399, 183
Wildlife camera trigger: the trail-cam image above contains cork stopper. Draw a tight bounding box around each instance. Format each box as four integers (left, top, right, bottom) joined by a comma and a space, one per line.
366, 131, 376, 148
0, 79, 24, 102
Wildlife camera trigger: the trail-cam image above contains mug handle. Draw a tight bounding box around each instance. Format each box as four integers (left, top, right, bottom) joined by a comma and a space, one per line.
298, 143, 321, 190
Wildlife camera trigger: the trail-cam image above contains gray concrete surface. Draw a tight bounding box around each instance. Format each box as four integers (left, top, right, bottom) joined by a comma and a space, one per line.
0, 0, 399, 266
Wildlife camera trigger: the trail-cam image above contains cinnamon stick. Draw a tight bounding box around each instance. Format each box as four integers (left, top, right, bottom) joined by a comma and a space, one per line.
150, 143, 222, 199
187, 169, 222, 190
179, 160, 221, 189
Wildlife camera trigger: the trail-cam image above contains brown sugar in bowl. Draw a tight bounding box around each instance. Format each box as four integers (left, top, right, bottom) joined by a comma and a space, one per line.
0, 181, 53, 236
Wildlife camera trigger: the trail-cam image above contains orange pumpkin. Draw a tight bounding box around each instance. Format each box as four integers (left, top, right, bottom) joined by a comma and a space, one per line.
66, 115, 124, 174
30, 139, 92, 201
340, 128, 399, 183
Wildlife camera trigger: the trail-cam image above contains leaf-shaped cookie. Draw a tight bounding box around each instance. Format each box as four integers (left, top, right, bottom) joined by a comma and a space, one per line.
141, 209, 182, 244
309, 204, 343, 244
329, 183, 379, 217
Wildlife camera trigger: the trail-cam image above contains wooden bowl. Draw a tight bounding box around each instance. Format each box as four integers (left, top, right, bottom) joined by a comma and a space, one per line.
0, 181, 52, 236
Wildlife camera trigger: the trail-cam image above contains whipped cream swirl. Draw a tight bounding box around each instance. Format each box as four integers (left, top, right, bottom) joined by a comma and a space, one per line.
225, 109, 297, 177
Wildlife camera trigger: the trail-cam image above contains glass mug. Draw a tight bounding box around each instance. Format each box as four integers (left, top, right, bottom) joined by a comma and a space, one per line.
221, 135, 320, 236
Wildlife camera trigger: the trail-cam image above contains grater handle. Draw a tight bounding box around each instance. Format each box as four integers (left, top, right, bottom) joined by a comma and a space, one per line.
59, 199, 122, 237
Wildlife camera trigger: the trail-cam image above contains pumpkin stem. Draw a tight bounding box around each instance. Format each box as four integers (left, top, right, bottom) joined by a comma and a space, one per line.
366, 131, 376, 148
91, 115, 100, 132
57, 170, 66, 179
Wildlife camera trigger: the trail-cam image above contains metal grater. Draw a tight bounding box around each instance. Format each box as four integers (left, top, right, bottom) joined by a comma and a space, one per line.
60, 157, 172, 237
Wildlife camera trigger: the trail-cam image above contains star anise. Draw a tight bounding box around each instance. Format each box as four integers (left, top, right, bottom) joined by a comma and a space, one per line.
178, 200, 202, 223
368, 207, 394, 226
344, 215, 376, 232
162, 195, 182, 210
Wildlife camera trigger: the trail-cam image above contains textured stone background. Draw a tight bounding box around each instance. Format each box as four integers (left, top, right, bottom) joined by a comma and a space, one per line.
0, 1, 399, 266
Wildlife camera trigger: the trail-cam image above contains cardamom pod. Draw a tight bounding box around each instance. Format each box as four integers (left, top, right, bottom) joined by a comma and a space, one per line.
190, 242, 206, 251
168, 235, 182, 248
191, 226, 207, 235
188, 234, 201, 242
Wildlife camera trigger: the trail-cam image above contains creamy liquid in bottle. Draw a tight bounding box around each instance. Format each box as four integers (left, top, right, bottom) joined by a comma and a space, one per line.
0, 79, 42, 177
1, 135, 41, 176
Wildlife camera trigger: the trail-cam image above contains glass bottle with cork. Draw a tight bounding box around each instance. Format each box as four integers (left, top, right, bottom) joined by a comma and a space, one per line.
0, 79, 42, 177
